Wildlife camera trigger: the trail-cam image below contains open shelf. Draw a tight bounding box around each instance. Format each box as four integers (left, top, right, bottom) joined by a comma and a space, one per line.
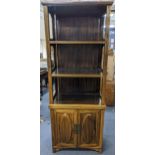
42, 1, 112, 152
50, 40, 105, 45
52, 68, 103, 78
52, 73, 102, 78
47, 2, 107, 16
54, 93, 101, 104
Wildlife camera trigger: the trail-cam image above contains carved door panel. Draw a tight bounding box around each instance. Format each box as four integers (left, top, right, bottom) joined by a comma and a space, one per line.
54, 110, 77, 147
78, 110, 101, 147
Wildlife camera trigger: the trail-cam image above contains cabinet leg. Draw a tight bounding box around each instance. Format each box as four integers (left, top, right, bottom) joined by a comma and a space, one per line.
96, 148, 103, 153
52, 148, 56, 153
52, 148, 60, 153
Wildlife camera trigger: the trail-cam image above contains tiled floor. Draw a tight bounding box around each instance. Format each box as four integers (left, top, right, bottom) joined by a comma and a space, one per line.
40, 91, 115, 155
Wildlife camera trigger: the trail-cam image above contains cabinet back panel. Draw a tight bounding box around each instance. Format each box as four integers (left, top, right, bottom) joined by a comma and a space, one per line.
48, 5, 106, 17
56, 16, 104, 41
56, 45, 102, 71
57, 78, 100, 94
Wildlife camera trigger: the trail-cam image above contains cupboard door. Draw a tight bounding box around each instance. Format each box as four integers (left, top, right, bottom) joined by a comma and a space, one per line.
54, 110, 77, 147
78, 110, 101, 147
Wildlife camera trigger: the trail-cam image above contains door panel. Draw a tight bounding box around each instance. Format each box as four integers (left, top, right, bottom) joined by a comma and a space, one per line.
54, 109, 77, 147
78, 110, 101, 147
53, 109, 101, 148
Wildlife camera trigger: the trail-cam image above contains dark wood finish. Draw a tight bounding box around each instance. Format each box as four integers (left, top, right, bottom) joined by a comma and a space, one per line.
42, 0, 113, 7
48, 4, 107, 17
56, 16, 103, 41
56, 44, 103, 70
43, 1, 112, 153
54, 43, 103, 99
50, 10, 104, 103
54, 94, 101, 104
56, 78, 100, 100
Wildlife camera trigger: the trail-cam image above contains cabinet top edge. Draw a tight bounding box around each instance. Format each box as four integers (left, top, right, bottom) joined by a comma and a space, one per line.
49, 104, 106, 110
41, 0, 113, 6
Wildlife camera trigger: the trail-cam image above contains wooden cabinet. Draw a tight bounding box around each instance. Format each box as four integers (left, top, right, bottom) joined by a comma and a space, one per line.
42, 0, 113, 153
51, 108, 104, 152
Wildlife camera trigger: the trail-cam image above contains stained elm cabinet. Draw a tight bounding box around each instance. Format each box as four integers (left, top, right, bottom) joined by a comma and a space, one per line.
50, 107, 105, 152
42, 0, 113, 153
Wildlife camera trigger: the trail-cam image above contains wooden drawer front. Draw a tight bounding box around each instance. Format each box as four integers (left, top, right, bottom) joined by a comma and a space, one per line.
54, 110, 77, 147
78, 110, 101, 147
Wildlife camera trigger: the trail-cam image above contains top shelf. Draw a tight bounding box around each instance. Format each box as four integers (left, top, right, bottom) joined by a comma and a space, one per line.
49, 40, 105, 45
42, 0, 113, 6
42, 1, 113, 16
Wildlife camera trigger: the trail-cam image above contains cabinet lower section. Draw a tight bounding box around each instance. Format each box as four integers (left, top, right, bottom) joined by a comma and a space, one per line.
50, 105, 105, 152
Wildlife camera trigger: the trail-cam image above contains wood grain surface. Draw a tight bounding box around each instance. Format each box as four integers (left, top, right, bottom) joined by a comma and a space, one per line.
43, 1, 112, 152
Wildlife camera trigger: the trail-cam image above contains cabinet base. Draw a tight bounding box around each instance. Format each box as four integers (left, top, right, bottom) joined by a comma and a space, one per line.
52, 147, 103, 153
50, 108, 105, 153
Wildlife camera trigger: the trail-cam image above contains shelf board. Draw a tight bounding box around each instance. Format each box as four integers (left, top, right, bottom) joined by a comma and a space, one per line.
51, 68, 103, 78
49, 40, 105, 45
53, 94, 101, 104
52, 73, 102, 78
42, 1, 113, 6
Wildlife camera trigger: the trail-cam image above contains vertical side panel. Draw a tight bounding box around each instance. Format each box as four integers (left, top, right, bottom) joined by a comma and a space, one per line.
50, 109, 56, 147
43, 6, 53, 104
102, 5, 111, 105
99, 110, 104, 149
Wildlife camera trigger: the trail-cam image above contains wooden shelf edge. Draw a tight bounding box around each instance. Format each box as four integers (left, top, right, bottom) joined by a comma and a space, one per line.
49, 104, 106, 110
49, 40, 105, 45
52, 73, 102, 78
42, 1, 113, 6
